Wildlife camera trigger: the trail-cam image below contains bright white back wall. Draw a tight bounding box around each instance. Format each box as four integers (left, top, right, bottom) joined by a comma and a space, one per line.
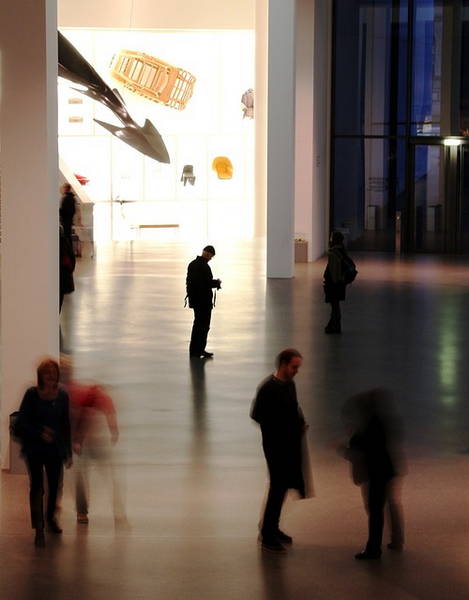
58, 0, 254, 29
59, 28, 255, 243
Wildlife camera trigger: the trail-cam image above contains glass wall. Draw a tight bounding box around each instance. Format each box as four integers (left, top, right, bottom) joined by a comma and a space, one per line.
331, 0, 469, 252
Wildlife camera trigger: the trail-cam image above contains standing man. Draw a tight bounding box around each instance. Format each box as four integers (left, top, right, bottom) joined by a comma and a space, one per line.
186, 245, 221, 359
251, 348, 309, 552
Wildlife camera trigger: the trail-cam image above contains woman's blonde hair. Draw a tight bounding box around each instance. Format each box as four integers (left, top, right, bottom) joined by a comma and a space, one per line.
37, 358, 60, 388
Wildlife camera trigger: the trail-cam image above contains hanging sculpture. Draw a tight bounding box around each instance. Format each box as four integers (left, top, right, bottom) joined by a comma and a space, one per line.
212, 157, 233, 180
180, 165, 196, 186
241, 88, 254, 119
58, 32, 170, 164
110, 51, 196, 111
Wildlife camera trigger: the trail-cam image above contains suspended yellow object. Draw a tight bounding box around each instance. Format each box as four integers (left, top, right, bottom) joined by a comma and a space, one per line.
110, 50, 196, 111
212, 156, 233, 179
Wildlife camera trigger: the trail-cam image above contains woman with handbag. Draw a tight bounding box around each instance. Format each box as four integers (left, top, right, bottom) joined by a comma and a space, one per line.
323, 231, 356, 334
14, 359, 72, 547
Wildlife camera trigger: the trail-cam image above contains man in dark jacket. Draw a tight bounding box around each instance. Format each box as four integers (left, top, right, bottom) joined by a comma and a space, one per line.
186, 245, 221, 358
251, 348, 308, 552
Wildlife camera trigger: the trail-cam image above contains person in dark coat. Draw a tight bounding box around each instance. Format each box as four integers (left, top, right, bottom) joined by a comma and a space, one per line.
14, 358, 72, 547
251, 348, 309, 552
59, 183, 77, 244
60, 226, 76, 312
338, 388, 405, 560
186, 245, 221, 359
323, 231, 350, 334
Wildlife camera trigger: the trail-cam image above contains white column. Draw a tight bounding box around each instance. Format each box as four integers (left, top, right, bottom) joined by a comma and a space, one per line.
266, 0, 296, 278
255, 0, 268, 239
0, 0, 59, 469
294, 0, 314, 260
311, 0, 331, 259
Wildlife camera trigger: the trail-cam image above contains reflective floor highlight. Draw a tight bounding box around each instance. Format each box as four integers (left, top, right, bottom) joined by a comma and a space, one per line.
2, 241, 469, 599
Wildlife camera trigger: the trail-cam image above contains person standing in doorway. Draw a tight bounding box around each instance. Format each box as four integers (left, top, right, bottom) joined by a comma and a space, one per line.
186, 245, 221, 359
250, 348, 310, 552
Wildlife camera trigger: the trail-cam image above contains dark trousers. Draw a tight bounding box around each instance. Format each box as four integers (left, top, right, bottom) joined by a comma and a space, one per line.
327, 300, 341, 330
261, 479, 288, 539
364, 478, 387, 554
25, 453, 63, 530
189, 306, 212, 356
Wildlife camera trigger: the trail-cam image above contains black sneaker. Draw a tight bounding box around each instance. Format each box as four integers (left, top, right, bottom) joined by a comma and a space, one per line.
276, 530, 293, 544
201, 351, 214, 358
261, 538, 287, 553
354, 550, 381, 560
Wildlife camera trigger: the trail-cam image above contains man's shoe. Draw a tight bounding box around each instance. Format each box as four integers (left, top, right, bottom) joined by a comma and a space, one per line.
354, 550, 381, 560
47, 519, 63, 534
276, 530, 293, 544
34, 529, 46, 548
77, 513, 89, 524
261, 538, 287, 553
201, 351, 214, 358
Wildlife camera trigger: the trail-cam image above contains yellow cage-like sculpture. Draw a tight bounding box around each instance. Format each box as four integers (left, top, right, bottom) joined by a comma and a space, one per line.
110, 50, 196, 111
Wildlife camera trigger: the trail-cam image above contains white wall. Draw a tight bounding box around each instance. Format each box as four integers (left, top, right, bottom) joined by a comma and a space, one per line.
294, 0, 314, 259
0, 0, 59, 469
311, 0, 331, 259
58, 0, 254, 29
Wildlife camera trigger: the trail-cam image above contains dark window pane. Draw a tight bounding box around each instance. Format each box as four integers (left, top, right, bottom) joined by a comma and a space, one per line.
333, 137, 406, 250
333, 0, 408, 136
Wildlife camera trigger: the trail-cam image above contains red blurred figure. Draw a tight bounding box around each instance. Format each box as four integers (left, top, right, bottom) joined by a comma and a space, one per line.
61, 357, 125, 526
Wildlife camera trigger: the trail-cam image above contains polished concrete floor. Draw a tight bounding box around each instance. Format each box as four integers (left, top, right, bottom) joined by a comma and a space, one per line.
3, 241, 469, 599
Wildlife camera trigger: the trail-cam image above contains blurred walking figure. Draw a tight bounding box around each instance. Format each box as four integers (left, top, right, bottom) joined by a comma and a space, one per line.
61, 358, 125, 526
13, 359, 72, 547
323, 231, 357, 334
338, 388, 405, 560
251, 349, 311, 553
60, 226, 76, 312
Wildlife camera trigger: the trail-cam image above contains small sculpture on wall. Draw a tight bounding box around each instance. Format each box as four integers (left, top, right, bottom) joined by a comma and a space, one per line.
212, 157, 233, 180
241, 88, 254, 119
110, 50, 196, 111
181, 165, 196, 186
58, 32, 170, 164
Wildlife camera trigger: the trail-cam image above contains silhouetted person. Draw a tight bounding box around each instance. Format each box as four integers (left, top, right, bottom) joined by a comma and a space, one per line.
338, 388, 405, 560
323, 231, 355, 334
14, 359, 72, 547
251, 348, 309, 552
186, 245, 221, 359
60, 226, 76, 312
60, 183, 76, 244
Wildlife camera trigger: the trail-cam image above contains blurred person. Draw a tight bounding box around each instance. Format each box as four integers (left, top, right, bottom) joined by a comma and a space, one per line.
338, 388, 405, 560
59, 183, 77, 244
323, 231, 356, 334
60, 225, 76, 312
60, 357, 125, 526
250, 349, 311, 552
13, 359, 72, 547
186, 245, 221, 359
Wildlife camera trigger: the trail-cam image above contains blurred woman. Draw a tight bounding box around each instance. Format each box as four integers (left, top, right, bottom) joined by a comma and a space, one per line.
338, 388, 405, 560
15, 359, 72, 547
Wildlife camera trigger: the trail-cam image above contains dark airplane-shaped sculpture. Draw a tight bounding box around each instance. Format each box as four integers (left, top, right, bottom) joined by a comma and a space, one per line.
58, 31, 170, 164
